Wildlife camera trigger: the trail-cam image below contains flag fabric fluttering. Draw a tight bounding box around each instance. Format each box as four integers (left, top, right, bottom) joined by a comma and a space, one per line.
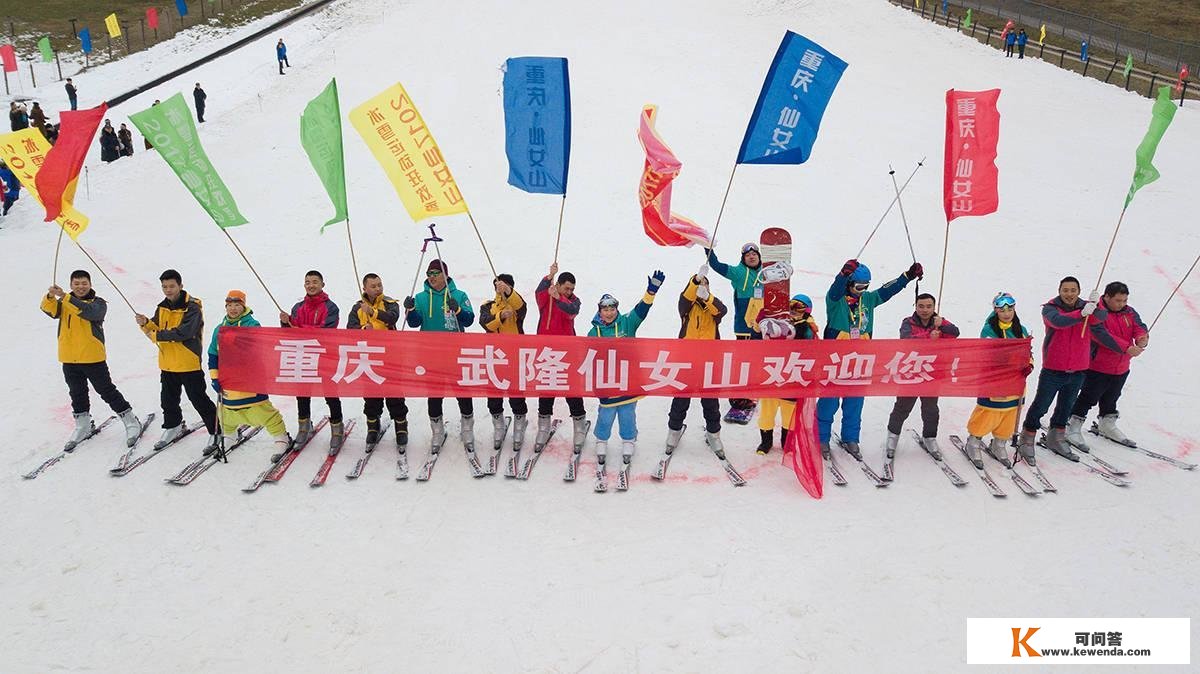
637, 105, 710, 248
79, 29, 93, 54
737, 31, 848, 165
147, 8, 160, 30
502, 56, 571, 195
1125, 86, 1177, 208
300, 78, 349, 231
105, 14, 121, 39
962, 9, 973, 29
1039, 23, 1046, 46
0, 44, 16, 73
36, 104, 108, 223
1123, 53, 1134, 79
944, 88, 1001, 222
38, 37, 54, 63
129, 93, 248, 228
0, 129, 91, 239
783, 399, 824, 499
175, 0, 189, 18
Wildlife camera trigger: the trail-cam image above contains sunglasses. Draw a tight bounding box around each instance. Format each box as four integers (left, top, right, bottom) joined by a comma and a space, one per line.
598, 297, 619, 308
426, 269, 443, 277
993, 293, 1016, 308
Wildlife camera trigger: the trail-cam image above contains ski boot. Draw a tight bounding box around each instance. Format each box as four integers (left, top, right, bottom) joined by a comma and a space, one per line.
665, 427, 684, 454
1044, 427, 1079, 462
430, 416, 446, 447
201, 432, 222, 458
394, 418, 408, 447
64, 412, 94, 451
329, 420, 345, 451
534, 414, 553, 446
756, 429, 773, 455
622, 439, 636, 463
1065, 415, 1090, 452
571, 415, 588, 448
820, 441, 831, 460
1097, 413, 1133, 446
460, 414, 476, 447
119, 409, 143, 448
920, 436, 943, 461
365, 417, 382, 446
885, 431, 899, 460
492, 414, 507, 446
271, 433, 293, 459
295, 418, 315, 447
154, 425, 184, 450
986, 436, 1012, 468
780, 428, 789, 446
512, 414, 528, 450
963, 435, 985, 469
705, 431, 727, 460
1016, 429, 1037, 466
841, 440, 863, 460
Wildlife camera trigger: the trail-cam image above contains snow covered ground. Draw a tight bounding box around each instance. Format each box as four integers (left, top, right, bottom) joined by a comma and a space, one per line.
3, 0, 1198, 670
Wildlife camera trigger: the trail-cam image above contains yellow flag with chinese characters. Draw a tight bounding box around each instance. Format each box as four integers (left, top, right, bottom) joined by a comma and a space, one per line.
0, 129, 90, 239
348, 82, 469, 222
105, 14, 121, 38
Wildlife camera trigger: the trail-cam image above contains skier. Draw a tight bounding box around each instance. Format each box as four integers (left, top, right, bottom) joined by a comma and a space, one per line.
1017, 29, 1029, 59
405, 260, 475, 448
665, 267, 728, 456
884, 293, 959, 459
279, 270, 345, 450
1067, 281, 1148, 448
963, 292, 1034, 468
276, 39, 289, 74
0, 160, 19, 216
42, 270, 144, 449
818, 258, 922, 458
588, 270, 665, 469
1019, 276, 1106, 461
99, 121, 120, 163
754, 293, 820, 454
193, 83, 207, 123
533, 263, 588, 449
30, 102, 47, 138
208, 290, 292, 458
704, 242, 763, 421
135, 269, 219, 453
9, 102, 28, 131
1005, 29, 1017, 57
117, 123, 134, 157
348, 273, 408, 447
479, 273, 528, 449
65, 78, 78, 111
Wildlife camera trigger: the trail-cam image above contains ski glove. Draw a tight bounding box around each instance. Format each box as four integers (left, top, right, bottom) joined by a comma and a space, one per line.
905, 262, 924, 280
697, 263, 709, 279
403, 296, 415, 310
841, 259, 859, 276
1081, 301, 1097, 318
447, 297, 459, 312
647, 270, 666, 294
696, 284, 711, 301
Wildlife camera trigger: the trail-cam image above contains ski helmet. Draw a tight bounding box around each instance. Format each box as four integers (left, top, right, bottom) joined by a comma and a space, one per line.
790, 293, 813, 310
741, 242, 760, 260
849, 263, 872, 283
597, 293, 619, 309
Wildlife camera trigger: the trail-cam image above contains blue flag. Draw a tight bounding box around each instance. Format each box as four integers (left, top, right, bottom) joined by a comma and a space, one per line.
79, 28, 92, 54
502, 56, 571, 195
176, 0, 189, 18
737, 31, 848, 165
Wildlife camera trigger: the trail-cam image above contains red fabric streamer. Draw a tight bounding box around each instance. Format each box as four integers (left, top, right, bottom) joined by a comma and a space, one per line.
944, 89, 1001, 222
782, 398, 823, 498
35, 103, 108, 222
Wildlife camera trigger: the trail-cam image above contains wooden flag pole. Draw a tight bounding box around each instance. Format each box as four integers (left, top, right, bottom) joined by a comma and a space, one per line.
1082, 205, 1128, 335
344, 215, 361, 292
464, 211, 499, 280
1146, 251, 1200, 332
71, 239, 137, 313
551, 194, 566, 264
704, 163, 739, 262
221, 229, 284, 313
935, 220, 951, 314
52, 224, 66, 282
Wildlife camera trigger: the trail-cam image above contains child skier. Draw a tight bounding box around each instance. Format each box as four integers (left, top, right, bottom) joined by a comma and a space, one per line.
963, 292, 1034, 468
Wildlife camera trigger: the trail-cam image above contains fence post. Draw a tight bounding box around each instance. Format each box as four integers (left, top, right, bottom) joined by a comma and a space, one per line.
1040, 41, 1046, 58
986, 26, 992, 46
971, 22, 978, 37
29, 61, 35, 88
1114, 27, 1121, 60
1147, 73, 1157, 97
1144, 34, 1151, 63
1104, 58, 1118, 83
55, 50, 62, 81
1125, 69, 1131, 91
1082, 57, 1091, 78
123, 25, 131, 55
1059, 48, 1066, 67
1180, 80, 1189, 107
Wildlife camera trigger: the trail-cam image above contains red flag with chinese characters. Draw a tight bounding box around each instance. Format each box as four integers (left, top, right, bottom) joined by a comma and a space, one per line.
35, 103, 108, 222
943, 89, 1000, 222
637, 105, 711, 247
0, 45, 17, 73
147, 8, 159, 30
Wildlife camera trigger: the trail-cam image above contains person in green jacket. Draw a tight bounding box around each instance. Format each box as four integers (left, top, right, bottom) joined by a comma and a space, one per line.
404, 259, 476, 448
588, 270, 664, 469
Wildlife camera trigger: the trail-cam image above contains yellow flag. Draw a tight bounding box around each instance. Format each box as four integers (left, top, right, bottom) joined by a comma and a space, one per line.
0, 129, 90, 240
349, 82, 469, 222
105, 14, 121, 38
1039, 23, 1046, 46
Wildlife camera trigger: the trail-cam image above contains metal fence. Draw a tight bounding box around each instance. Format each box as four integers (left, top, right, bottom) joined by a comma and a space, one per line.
950, 0, 1200, 73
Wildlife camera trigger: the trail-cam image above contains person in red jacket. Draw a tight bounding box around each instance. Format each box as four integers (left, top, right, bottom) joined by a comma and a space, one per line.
1067, 281, 1148, 448
884, 293, 959, 460
279, 270, 346, 452
533, 262, 588, 449
1020, 276, 1107, 460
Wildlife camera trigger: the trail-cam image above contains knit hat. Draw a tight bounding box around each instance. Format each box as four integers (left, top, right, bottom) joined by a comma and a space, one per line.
427, 259, 449, 276
495, 273, 515, 288
225, 289, 247, 304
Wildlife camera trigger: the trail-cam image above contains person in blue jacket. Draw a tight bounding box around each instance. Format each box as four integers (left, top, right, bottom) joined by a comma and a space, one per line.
1005, 29, 1017, 57
0, 160, 20, 216
1016, 29, 1028, 58
405, 259, 476, 448
276, 39, 289, 74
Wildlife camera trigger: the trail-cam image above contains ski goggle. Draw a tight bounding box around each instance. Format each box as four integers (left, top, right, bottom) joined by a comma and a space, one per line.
598, 295, 619, 309
851, 282, 870, 292
426, 269, 443, 277
993, 292, 1016, 308
789, 299, 809, 311
741, 243, 760, 255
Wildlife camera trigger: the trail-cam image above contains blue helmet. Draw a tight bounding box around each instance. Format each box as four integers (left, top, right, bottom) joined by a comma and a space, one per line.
790, 293, 813, 309
849, 263, 872, 283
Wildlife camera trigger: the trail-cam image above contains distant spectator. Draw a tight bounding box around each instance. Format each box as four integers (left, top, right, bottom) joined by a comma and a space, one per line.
45, 122, 60, 145
9, 102, 29, 131
65, 78, 78, 110
277, 39, 289, 75
0, 160, 19, 217
1017, 29, 1028, 59
118, 123, 135, 157
99, 120, 120, 163
30, 102, 48, 138
194, 83, 207, 123
1005, 30, 1017, 57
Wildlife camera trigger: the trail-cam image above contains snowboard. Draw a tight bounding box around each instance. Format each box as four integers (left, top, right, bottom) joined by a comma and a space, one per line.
758, 226, 792, 320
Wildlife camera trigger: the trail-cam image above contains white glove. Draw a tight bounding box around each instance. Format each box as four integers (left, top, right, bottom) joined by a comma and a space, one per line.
1081, 301, 1096, 317
1088, 290, 1100, 303
696, 284, 711, 301
759, 317, 795, 340
697, 264, 709, 279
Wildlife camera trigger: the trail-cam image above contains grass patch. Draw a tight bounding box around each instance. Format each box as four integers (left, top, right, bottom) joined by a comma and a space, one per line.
1032, 0, 1200, 46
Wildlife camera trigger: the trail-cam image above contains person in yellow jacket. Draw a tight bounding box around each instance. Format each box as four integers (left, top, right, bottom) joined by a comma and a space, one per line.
207, 290, 291, 459
135, 269, 218, 453
664, 267, 728, 456
347, 272, 408, 447
478, 273, 529, 450
42, 269, 145, 450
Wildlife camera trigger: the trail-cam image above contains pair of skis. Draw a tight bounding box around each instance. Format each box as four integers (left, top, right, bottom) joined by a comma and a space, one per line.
891, 430, 969, 488
648, 425, 746, 486
21, 415, 119, 479
945, 434, 1044, 497
242, 416, 355, 491
1038, 426, 1130, 487
166, 425, 263, 485
1087, 422, 1197, 471
831, 434, 888, 487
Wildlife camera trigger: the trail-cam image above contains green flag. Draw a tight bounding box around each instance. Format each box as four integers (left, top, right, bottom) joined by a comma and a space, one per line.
1125, 86, 1177, 208
300, 78, 349, 231
1123, 53, 1134, 79
962, 9, 972, 29
129, 92, 248, 228
38, 36, 54, 63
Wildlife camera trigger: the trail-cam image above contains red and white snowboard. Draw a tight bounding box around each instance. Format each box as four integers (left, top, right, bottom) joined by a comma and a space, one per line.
759, 227, 792, 320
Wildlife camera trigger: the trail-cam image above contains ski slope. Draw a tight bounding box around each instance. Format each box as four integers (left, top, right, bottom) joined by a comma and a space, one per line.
2, 0, 1198, 670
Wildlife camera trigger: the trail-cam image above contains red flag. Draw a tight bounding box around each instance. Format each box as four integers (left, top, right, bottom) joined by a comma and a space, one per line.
1000, 19, 1014, 41
943, 89, 1000, 222
637, 105, 711, 247
35, 103, 108, 222
0, 44, 17, 73
1176, 64, 1189, 93
147, 7, 160, 30
783, 399, 823, 499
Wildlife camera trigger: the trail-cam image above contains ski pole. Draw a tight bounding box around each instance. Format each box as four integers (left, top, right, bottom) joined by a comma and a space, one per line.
855, 158, 925, 259
889, 163, 920, 300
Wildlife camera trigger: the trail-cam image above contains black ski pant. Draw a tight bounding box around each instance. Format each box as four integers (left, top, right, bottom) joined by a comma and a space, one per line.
365, 397, 407, 421
1070, 370, 1129, 418
668, 397, 721, 433
730, 334, 758, 410
887, 396, 940, 437
298, 396, 343, 424
538, 396, 585, 418
63, 362, 131, 415
161, 370, 217, 433
488, 397, 528, 416
429, 397, 472, 418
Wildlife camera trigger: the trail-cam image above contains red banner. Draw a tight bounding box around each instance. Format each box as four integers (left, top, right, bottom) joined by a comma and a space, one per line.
943, 88, 1000, 222
0, 45, 16, 73
219, 328, 1031, 400
35, 103, 107, 222
147, 8, 160, 30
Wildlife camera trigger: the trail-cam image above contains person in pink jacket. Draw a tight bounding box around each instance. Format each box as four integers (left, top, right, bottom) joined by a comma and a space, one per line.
1019, 276, 1107, 461
1067, 281, 1148, 448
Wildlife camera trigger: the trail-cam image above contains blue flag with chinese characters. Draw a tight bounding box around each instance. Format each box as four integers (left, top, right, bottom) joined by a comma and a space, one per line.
175, 0, 189, 18
79, 28, 92, 54
502, 56, 571, 194
737, 31, 848, 165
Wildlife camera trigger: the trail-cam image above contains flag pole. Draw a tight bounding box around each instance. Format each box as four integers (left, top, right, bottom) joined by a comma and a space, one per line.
552, 194, 566, 264
71, 239, 137, 314
1146, 250, 1200, 332
52, 224, 66, 282
1082, 205, 1128, 335
344, 214, 361, 293
856, 158, 925, 258
464, 211, 499, 280
704, 163, 739, 262
935, 220, 951, 314
221, 229, 284, 313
